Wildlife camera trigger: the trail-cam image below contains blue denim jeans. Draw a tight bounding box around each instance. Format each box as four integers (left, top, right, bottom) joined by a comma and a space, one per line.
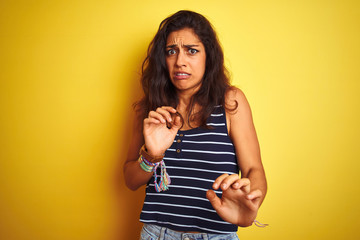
140, 224, 240, 240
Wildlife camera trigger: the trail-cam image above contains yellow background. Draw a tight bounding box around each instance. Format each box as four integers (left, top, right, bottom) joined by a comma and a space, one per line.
1, 0, 359, 239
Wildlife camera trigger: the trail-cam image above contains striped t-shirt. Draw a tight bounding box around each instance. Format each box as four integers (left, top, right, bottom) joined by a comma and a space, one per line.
140, 106, 239, 234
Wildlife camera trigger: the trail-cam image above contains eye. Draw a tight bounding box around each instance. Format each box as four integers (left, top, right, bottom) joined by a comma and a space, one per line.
188, 48, 199, 54
167, 49, 176, 55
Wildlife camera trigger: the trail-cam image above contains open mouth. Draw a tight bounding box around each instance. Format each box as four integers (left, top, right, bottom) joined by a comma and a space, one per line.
174, 72, 191, 80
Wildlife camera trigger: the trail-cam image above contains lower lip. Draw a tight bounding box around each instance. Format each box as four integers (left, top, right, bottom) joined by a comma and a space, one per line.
174, 74, 191, 80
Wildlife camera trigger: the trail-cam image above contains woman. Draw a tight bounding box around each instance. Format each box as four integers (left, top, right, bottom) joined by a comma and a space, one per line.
124, 10, 267, 239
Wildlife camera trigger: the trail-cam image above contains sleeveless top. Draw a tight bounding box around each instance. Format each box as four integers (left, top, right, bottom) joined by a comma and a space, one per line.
139, 106, 239, 234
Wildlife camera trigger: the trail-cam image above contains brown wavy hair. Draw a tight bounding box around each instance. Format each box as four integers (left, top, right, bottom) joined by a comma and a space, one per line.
137, 10, 235, 128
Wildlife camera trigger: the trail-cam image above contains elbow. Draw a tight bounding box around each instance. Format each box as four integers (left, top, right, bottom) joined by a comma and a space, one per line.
123, 169, 142, 191
123, 163, 136, 191
123, 162, 148, 191
125, 180, 141, 191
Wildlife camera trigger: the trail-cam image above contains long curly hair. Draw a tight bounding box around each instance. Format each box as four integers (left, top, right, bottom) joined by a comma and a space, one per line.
137, 10, 235, 128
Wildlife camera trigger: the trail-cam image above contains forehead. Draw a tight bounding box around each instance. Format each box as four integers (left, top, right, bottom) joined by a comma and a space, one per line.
166, 28, 202, 45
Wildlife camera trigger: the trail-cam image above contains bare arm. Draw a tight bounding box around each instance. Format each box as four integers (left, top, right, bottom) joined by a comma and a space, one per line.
206, 88, 267, 227
123, 108, 152, 191
123, 106, 182, 191
228, 88, 267, 204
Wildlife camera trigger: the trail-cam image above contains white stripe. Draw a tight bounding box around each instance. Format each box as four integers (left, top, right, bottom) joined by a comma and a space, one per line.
171, 175, 214, 183
170, 185, 222, 194
184, 132, 227, 137
143, 201, 216, 213
182, 149, 235, 155
166, 166, 236, 174
210, 113, 224, 117
206, 123, 226, 126
182, 140, 233, 146
146, 193, 208, 202
167, 149, 235, 155
148, 184, 222, 194
139, 220, 235, 233
141, 211, 229, 225
164, 157, 238, 166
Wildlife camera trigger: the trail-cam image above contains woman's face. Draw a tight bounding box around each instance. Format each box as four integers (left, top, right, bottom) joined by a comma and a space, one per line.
165, 28, 206, 94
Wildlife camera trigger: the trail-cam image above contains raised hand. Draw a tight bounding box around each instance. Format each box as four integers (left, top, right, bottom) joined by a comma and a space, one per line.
143, 106, 182, 157
206, 174, 263, 227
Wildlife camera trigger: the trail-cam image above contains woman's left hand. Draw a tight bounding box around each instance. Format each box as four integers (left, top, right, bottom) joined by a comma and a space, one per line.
206, 174, 262, 227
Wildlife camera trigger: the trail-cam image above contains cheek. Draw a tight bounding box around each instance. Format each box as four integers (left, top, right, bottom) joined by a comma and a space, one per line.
197, 57, 206, 74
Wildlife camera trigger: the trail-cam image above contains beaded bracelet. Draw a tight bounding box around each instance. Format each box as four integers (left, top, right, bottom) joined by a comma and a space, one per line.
139, 156, 157, 172
139, 155, 171, 192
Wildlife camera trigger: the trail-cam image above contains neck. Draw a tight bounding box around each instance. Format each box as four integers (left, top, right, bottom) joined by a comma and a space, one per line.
176, 89, 196, 112
176, 84, 201, 109
176, 89, 202, 125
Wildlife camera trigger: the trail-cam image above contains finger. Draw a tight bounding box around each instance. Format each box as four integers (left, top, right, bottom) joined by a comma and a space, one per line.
230, 178, 242, 190
227, 176, 250, 190
218, 174, 240, 191
237, 178, 251, 193
212, 173, 229, 190
246, 189, 262, 203
206, 190, 222, 211
143, 117, 161, 125
160, 106, 177, 113
156, 107, 173, 122
171, 115, 182, 130
148, 111, 166, 123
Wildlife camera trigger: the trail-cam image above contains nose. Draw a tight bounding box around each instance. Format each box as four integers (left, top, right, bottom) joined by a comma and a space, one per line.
175, 50, 186, 67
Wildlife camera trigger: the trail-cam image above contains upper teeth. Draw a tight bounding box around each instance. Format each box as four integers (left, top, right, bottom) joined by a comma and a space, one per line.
177, 73, 189, 76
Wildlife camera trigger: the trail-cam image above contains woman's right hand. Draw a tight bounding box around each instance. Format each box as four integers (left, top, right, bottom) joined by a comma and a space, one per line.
143, 106, 182, 156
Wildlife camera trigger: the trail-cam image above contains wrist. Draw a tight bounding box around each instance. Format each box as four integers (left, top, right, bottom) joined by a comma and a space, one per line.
140, 145, 164, 163
146, 149, 164, 157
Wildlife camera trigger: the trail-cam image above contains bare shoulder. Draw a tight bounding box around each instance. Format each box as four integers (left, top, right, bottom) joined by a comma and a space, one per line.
224, 87, 254, 137
225, 86, 252, 116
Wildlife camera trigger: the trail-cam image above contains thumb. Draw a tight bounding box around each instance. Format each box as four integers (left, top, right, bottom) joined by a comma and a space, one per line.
206, 190, 222, 211
246, 189, 263, 207
171, 115, 182, 130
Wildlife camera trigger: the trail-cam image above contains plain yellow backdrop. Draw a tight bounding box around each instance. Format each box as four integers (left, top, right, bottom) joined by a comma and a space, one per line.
1, 0, 359, 239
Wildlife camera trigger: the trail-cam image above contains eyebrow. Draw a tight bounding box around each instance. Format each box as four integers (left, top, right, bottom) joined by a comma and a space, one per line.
166, 44, 200, 48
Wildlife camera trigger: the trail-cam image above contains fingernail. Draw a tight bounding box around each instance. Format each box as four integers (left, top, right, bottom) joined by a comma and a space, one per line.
213, 183, 218, 188
221, 183, 227, 189
247, 194, 253, 199
233, 183, 239, 188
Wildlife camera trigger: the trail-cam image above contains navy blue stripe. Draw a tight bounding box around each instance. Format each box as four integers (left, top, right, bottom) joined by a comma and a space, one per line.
140, 106, 239, 234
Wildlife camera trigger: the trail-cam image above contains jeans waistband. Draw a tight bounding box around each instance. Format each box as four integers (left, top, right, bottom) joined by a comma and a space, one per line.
141, 224, 239, 240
